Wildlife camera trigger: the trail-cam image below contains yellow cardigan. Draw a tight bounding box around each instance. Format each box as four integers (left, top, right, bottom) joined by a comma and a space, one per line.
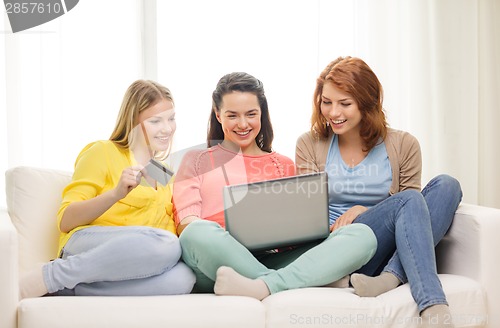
56, 140, 176, 255
295, 128, 422, 194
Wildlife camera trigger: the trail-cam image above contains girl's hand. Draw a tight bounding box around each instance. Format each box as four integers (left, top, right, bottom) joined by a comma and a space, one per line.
60, 165, 144, 233
113, 166, 144, 200
177, 215, 201, 236
330, 205, 368, 232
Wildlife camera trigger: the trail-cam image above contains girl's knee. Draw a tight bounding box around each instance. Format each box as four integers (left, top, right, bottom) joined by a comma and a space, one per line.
167, 262, 196, 294
399, 188, 422, 200
139, 229, 181, 265
396, 189, 427, 208
179, 220, 221, 249
354, 223, 377, 253
150, 262, 195, 295
338, 223, 377, 254
432, 174, 458, 185
432, 174, 463, 199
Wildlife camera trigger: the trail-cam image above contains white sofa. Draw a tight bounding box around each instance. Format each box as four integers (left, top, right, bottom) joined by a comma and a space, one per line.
1, 166, 499, 328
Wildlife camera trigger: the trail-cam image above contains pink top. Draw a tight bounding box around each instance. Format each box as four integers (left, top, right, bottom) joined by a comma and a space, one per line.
173, 144, 295, 228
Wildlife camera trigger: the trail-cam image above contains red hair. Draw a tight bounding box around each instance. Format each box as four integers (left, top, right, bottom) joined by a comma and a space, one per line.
311, 56, 387, 152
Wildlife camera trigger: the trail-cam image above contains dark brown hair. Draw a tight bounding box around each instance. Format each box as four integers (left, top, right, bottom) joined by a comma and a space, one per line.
207, 72, 274, 152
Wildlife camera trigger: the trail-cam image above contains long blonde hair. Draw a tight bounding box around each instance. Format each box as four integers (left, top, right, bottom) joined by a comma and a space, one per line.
109, 80, 174, 159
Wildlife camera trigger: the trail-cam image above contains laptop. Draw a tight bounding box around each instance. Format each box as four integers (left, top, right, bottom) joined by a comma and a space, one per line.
223, 172, 330, 251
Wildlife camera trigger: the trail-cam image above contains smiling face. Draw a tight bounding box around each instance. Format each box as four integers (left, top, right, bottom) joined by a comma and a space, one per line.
215, 91, 262, 154
136, 98, 176, 153
320, 82, 362, 139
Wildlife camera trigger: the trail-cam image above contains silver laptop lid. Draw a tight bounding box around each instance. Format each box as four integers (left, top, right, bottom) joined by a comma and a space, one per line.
223, 172, 329, 251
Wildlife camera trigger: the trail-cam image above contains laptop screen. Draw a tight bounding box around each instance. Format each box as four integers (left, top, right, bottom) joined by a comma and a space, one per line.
223, 172, 330, 251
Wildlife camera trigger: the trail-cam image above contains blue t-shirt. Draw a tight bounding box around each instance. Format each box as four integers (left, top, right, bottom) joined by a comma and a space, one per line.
326, 135, 392, 225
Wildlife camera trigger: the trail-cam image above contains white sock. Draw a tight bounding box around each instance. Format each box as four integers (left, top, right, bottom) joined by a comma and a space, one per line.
214, 266, 270, 300
20, 263, 48, 299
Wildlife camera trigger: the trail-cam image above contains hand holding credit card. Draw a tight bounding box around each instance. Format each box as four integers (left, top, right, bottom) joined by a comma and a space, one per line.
143, 159, 174, 186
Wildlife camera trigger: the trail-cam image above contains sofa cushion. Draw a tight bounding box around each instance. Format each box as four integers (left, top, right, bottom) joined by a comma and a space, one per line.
6, 166, 71, 274
262, 274, 487, 328
18, 294, 265, 328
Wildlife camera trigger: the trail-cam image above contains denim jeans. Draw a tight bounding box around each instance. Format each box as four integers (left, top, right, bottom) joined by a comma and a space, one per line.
180, 220, 377, 294
354, 174, 462, 312
43, 226, 195, 296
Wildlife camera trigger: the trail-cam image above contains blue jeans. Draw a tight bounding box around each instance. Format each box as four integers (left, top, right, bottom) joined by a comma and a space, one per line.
180, 220, 377, 294
354, 174, 462, 312
43, 226, 195, 296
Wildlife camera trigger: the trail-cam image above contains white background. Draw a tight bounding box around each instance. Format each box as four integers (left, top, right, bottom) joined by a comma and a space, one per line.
1, 0, 499, 209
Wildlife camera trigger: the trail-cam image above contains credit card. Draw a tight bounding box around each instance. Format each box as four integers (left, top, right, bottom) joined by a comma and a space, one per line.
143, 159, 174, 186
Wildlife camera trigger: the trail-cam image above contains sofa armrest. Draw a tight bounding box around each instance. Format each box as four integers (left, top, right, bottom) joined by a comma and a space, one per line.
0, 209, 19, 328
436, 203, 500, 328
